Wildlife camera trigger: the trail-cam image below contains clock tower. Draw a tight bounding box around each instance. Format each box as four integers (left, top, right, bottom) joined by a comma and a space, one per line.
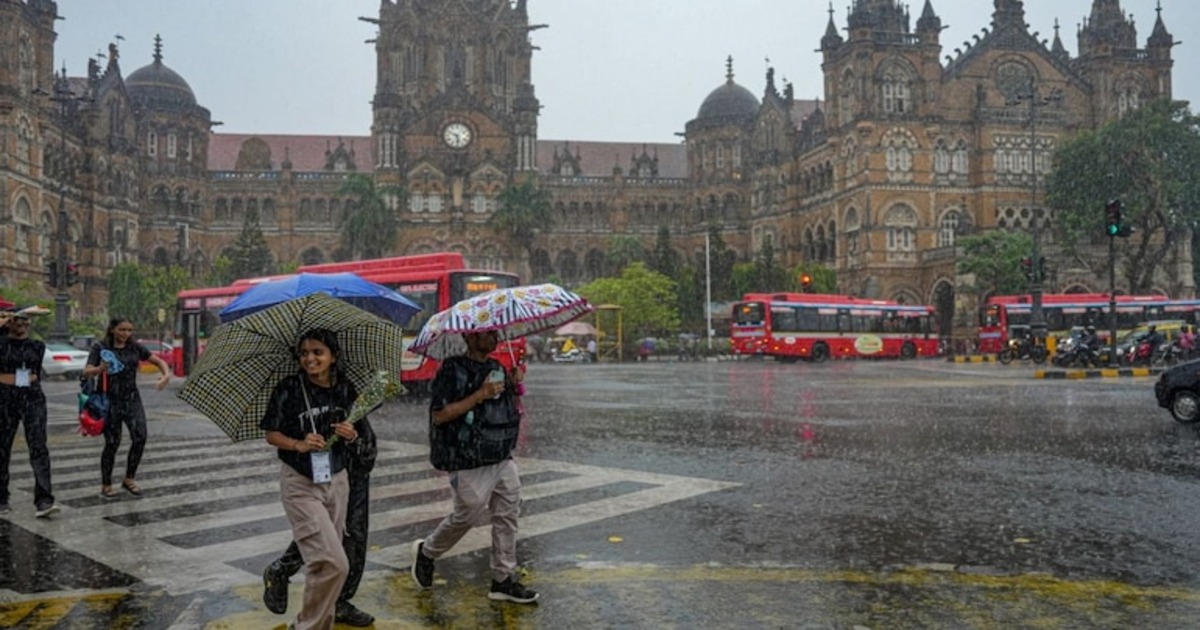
369, 0, 540, 251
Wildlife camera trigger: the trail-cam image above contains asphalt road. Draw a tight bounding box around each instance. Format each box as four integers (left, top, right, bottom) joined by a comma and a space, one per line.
2, 359, 1199, 629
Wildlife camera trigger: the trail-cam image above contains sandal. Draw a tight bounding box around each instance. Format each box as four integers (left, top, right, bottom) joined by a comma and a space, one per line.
100, 486, 119, 499
121, 480, 143, 497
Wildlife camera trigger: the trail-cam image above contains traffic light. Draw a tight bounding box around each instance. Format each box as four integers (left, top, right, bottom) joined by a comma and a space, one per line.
65, 262, 79, 286
1020, 257, 1033, 280
1105, 198, 1122, 237
800, 273, 813, 293
44, 261, 58, 286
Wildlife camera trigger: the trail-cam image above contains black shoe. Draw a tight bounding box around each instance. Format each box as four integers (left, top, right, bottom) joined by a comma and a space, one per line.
411, 539, 434, 589
334, 601, 375, 627
488, 577, 539, 604
34, 503, 60, 519
262, 564, 288, 614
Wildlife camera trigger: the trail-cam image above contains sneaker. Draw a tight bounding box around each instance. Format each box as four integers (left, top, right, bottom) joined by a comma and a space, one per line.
34, 503, 60, 519
411, 539, 434, 589
488, 577, 539, 604
0, 504, 9, 515
334, 601, 375, 627
262, 564, 288, 615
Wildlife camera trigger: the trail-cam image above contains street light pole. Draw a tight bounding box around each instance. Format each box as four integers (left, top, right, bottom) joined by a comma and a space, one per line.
43, 67, 75, 342
1010, 77, 1062, 343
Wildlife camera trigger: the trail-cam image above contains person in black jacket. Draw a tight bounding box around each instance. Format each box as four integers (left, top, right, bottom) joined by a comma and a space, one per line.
262, 414, 377, 627
0, 309, 58, 518
261, 328, 363, 630
410, 329, 538, 604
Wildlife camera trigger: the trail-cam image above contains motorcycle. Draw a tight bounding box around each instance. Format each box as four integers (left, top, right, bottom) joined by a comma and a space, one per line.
998, 336, 1047, 365
552, 347, 588, 363
1052, 336, 1102, 368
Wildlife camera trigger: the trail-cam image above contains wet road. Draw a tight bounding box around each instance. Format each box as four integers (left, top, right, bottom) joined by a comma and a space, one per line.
3, 359, 1200, 628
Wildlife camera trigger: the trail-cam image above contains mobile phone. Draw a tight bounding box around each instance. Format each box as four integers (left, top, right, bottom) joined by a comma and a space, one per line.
488, 369, 505, 384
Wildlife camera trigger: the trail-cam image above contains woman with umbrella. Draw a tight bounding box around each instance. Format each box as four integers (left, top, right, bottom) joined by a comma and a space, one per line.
260, 328, 364, 630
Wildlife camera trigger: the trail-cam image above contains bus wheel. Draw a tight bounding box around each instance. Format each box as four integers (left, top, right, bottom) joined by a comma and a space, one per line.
811, 343, 829, 363
900, 342, 917, 360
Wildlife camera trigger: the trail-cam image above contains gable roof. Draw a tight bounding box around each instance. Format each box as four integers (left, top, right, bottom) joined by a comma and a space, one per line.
537, 139, 688, 179
208, 133, 370, 172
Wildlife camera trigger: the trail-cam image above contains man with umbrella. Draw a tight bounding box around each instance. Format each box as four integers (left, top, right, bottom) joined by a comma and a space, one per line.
411, 328, 538, 604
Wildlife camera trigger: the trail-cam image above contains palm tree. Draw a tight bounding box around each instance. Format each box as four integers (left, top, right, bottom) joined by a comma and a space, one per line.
489, 176, 553, 272
337, 173, 402, 260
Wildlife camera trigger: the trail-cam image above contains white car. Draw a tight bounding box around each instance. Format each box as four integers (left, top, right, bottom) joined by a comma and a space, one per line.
42, 342, 88, 380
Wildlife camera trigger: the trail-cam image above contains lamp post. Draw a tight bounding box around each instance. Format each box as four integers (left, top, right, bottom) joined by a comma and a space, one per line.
33, 67, 80, 342
1007, 77, 1062, 343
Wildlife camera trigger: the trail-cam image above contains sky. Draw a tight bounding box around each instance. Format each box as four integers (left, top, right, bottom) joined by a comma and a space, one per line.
53, 1, 1197, 144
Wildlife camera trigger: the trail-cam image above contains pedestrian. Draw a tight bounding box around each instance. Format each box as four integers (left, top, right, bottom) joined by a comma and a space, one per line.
1180, 325, 1196, 360
262, 411, 378, 627
586, 336, 597, 363
261, 328, 362, 630
0, 308, 59, 518
83, 317, 170, 499
411, 329, 538, 604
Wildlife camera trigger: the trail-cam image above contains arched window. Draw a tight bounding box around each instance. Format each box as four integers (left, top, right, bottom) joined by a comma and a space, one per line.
844, 207, 860, 256
934, 139, 951, 174
884, 204, 918, 259
839, 69, 856, 126
952, 140, 970, 175
939, 209, 963, 248
883, 131, 916, 183
881, 66, 913, 114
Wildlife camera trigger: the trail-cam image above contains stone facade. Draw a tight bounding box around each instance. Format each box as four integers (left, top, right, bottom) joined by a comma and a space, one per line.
0, 0, 1185, 338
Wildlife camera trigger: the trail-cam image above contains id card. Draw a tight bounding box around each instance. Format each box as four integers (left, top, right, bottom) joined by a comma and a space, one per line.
311, 451, 332, 484
15, 368, 31, 388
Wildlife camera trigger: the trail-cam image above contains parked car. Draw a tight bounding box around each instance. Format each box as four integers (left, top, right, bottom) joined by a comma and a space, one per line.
137, 339, 174, 371
41, 342, 88, 380
1155, 359, 1200, 423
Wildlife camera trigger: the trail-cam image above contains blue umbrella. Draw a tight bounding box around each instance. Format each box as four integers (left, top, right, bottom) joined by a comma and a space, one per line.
219, 272, 421, 325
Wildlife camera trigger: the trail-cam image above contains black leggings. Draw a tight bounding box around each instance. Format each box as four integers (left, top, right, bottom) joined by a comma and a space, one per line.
0, 386, 54, 507
101, 395, 148, 486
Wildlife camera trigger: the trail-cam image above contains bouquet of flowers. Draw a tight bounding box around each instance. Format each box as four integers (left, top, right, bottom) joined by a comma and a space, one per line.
323, 370, 405, 450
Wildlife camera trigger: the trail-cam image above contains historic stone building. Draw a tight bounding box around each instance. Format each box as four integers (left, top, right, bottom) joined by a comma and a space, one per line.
0, 0, 1185, 337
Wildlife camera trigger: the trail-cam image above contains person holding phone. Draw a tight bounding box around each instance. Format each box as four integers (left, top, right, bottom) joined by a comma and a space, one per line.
411, 329, 537, 604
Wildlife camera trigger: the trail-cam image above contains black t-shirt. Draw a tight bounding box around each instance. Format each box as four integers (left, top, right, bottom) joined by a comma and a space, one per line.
428, 355, 520, 471
87, 341, 151, 401
261, 373, 357, 479
0, 336, 46, 386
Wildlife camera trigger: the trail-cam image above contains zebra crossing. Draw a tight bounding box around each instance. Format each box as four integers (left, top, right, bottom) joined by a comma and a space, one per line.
3, 436, 739, 597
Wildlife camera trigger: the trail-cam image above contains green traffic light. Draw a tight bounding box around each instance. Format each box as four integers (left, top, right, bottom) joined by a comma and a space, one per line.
1107, 224, 1119, 236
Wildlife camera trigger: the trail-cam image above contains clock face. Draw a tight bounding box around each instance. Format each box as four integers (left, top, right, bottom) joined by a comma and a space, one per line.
442, 123, 472, 149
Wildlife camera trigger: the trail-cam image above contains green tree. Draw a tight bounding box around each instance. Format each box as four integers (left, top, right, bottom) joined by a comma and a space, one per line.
649, 225, 679, 278
790, 263, 837, 293
489, 176, 553, 269
204, 255, 235, 287
955, 230, 1035, 298
229, 208, 274, 279
754, 240, 788, 291
605, 235, 645, 275
1045, 99, 1200, 293
576, 262, 680, 338
107, 262, 191, 336
706, 224, 738, 301
674, 264, 705, 331
337, 173, 401, 260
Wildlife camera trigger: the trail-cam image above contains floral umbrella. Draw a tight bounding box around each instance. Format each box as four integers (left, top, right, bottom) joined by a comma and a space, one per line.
409, 283, 593, 360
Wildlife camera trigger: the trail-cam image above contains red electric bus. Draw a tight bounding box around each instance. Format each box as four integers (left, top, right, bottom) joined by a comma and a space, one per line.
730, 293, 939, 361
976, 293, 1200, 353
175, 253, 524, 389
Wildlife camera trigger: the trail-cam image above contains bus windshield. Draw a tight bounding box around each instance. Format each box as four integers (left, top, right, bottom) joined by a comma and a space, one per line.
734, 302, 765, 326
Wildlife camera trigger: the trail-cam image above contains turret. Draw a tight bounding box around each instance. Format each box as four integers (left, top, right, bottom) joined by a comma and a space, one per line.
847, 0, 910, 41
1147, 2, 1175, 60
916, 0, 942, 44
821, 3, 844, 52
991, 0, 1025, 30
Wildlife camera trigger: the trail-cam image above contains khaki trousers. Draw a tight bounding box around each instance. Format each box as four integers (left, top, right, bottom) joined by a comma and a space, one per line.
423, 458, 522, 582
280, 463, 349, 630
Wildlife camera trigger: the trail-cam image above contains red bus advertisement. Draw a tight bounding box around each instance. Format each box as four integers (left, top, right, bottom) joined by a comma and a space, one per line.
730, 293, 939, 361
176, 253, 524, 388
976, 293, 1200, 354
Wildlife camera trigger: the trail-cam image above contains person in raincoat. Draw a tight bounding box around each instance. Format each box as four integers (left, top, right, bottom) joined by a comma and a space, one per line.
0, 309, 58, 518
83, 317, 170, 499
261, 328, 364, 630
410, 329, 538, 604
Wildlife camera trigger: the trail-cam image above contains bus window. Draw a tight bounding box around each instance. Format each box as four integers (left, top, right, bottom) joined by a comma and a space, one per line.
771, 306, 797, 332
796, 307, 819, 331
837, 311, 852, 333
735, 303, 765, 326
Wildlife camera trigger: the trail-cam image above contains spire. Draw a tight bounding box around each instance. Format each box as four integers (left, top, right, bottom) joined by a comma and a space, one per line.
916, 0, 941, 33
1148, 1, 1173, 49
725, 55, 734, 84
152, 34, 163, 64
1051, 18, 1069, 59
821, 3, 844, 50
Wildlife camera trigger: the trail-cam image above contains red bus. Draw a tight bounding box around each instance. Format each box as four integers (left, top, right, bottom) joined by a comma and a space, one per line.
176, 253, 524, 389
730, 293, 939, 361
976, 293, 1200, 353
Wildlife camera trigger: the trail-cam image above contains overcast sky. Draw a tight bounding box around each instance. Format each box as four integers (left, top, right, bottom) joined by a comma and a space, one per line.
53, 1, 1196, 144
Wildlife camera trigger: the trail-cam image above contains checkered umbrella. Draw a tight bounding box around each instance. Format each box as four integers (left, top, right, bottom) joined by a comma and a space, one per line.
178, 292, 404, 442
409, 283, 593, 360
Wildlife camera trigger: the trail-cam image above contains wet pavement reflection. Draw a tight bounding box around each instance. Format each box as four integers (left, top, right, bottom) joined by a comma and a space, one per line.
2, 360, 1200, 627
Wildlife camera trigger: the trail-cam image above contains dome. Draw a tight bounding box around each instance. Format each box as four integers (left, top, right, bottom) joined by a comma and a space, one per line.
696, 80, 760, 122
125, 39, 197, 109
